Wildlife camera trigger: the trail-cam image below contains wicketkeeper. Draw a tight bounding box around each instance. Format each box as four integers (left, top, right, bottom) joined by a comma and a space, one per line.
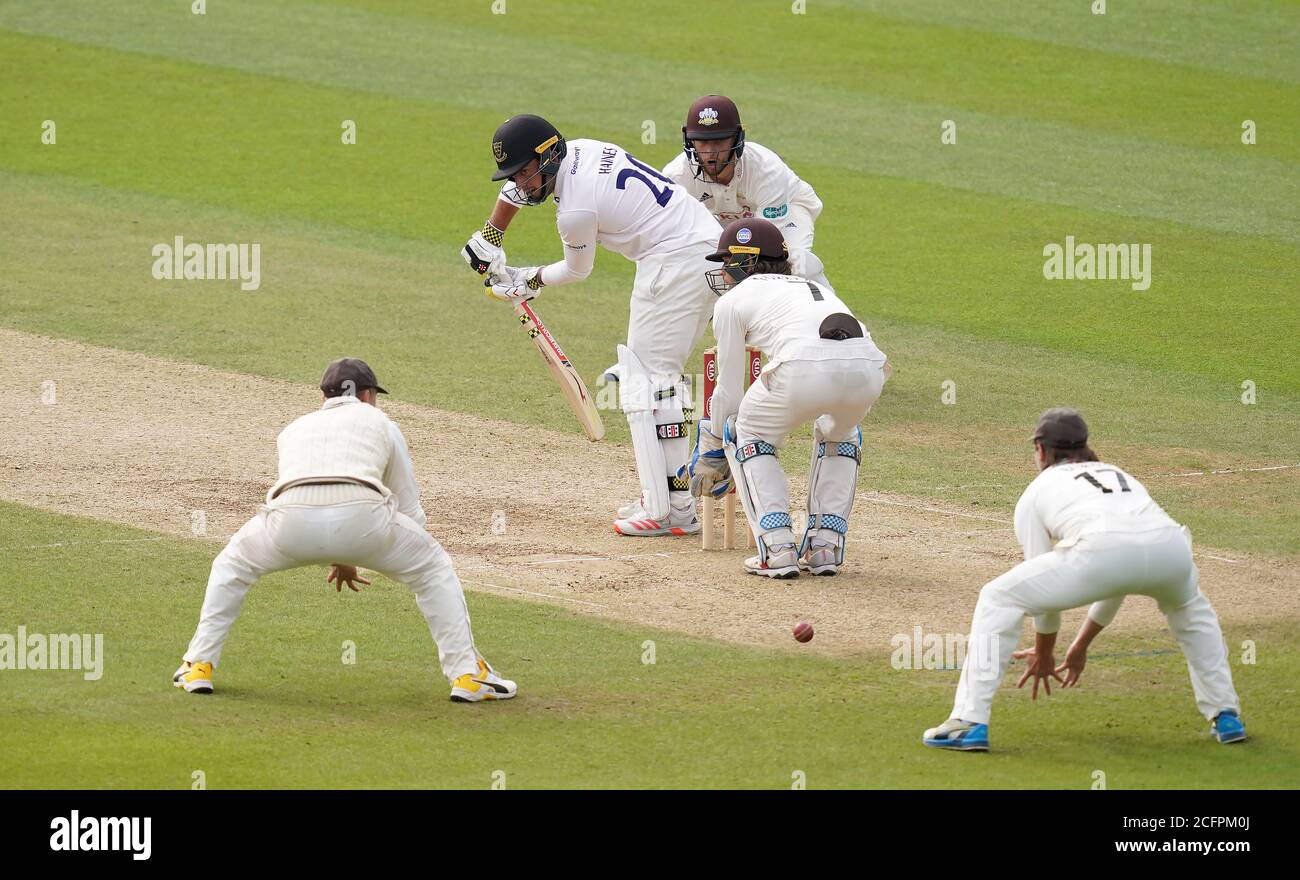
688, 218, 889, 577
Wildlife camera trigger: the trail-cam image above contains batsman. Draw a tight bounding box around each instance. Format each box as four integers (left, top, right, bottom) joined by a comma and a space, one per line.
688, 218, 889, 577
463, 114, 722, 536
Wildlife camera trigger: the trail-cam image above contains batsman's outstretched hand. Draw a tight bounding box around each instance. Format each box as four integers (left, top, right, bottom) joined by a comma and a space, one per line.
327, 564, 371, 592
686, 419, 731, 497
1013, 647, 1064, 700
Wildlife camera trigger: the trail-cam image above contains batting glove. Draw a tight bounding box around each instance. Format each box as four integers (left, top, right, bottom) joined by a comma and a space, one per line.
484, 267, 544, 304
685, 419, 731, 497
463, 223, 507, 275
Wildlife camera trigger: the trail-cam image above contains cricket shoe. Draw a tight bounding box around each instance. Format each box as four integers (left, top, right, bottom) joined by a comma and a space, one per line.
1212, 710, 1247, 744
799, 546, 840, 576
922, 718, 989, 751
172, 661, 214, 694
450, 658, 518, 703
613, 497, 700, 537
744, 547, 800, 579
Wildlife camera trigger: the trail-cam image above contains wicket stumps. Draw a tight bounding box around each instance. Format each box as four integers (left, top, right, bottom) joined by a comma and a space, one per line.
701, 346, 761, 550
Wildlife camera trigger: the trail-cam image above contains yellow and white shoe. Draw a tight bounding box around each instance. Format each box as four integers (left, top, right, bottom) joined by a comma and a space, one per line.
450, 658, 517, 703
172, 661, 214, 694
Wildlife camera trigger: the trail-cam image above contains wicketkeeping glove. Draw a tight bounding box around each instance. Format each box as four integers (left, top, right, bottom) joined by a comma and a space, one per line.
684, 418, 731, 497
463, 222, 507, 275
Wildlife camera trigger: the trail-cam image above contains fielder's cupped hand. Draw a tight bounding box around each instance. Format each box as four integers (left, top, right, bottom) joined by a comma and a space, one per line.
327, 564, 370, 592
686, 419, 732, 497
1056, 642, 1088, 687
1012, 647, 1065, 699
1013, 644, 1088, 689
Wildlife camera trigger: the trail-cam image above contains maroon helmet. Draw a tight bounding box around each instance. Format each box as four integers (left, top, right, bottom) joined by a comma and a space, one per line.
705, 218, 788, 294
682, 95, 746, 180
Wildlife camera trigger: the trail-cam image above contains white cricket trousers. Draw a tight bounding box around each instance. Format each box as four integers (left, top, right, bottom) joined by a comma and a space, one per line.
183, 483, 479, 682
733, 351, 886, 549
625, 240, 717, 377
737, 352, 885, 446
622, 240, 719, 503
951, 525, 1240, 725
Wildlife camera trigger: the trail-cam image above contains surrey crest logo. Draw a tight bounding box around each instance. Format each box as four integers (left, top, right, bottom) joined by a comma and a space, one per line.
697, 107, 720, 126
492, 141, 507, 162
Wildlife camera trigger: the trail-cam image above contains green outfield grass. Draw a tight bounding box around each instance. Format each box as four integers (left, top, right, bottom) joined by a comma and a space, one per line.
1, 502, 1295, 789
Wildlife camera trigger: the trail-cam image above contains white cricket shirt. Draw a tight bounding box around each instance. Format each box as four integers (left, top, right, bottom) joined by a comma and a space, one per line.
267, 396, 426, 528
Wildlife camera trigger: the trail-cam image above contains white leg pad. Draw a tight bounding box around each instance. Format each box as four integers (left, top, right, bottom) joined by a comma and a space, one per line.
618, 344, 690, 520
724, 418, 795, 563
801, 417, 861, 564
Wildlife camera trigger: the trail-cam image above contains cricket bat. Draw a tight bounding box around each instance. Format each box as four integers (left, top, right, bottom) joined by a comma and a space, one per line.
514, 298, 605, 442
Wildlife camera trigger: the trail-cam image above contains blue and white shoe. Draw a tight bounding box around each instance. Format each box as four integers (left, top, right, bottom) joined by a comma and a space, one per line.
1212, 710, 1247, 744
922, 719, 989, 751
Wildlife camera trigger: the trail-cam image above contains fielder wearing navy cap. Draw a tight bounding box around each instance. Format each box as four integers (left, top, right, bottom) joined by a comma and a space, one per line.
1031, 407, 1089, 449
319, 358, 388, 398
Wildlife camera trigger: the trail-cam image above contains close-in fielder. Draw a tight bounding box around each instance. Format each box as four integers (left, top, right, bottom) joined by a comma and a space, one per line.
173, 358, 516, 703
463, 114, 722, 537
922, 408, 1245, 751
662, 95, 831, 291
688, 218, 888, 577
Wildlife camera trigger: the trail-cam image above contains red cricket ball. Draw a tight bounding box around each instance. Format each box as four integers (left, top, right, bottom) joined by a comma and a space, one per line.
792, 621, 814, 643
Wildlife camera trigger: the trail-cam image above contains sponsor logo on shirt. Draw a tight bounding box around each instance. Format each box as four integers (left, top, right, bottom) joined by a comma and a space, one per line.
699, 192, 712, 202
697, 107, 719, 126
762, 204, 788, 219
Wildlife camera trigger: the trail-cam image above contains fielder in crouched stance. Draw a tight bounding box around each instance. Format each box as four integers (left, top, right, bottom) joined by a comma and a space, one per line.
173, 358, 516, 703
688, 218, 888, 578
923, 409, 1244, 751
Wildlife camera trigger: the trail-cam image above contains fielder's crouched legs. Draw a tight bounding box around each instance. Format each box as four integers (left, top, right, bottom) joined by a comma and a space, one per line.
176, 490, 512, 701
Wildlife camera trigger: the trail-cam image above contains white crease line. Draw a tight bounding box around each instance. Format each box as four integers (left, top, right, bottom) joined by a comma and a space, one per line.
461, 578, 609, 609
5, 536, 166, 551
862, 496, 1013, 526
1196, 553, 1241, 565
522, 549, 699, 566
1149, 463, 1300, 478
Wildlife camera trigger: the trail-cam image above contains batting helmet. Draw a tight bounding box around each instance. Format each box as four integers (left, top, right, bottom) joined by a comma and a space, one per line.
490, 114, 567, 205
